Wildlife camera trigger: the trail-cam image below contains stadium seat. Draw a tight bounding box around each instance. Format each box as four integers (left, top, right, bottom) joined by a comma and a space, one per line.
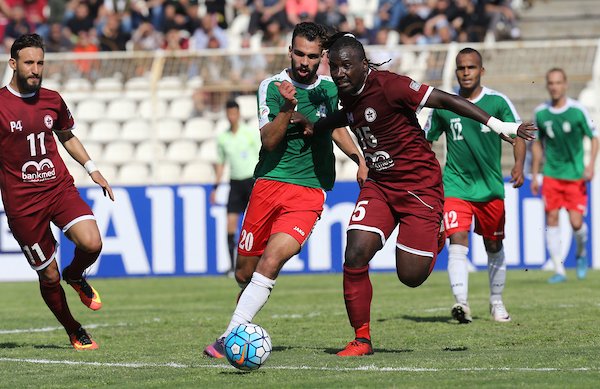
42, 78, 61, 91
236, 95, 257, 120
121, 119, 150, 143
166, 139, 197, 163
95, 77, 122, 91
156, 118, 183, 142
168, 97, 195, 120
135, 140, 166, 162
106, 98, 138, 121
197, 138, 219, 163
124, 76, 151, 100
181, 161, 216, 183
118, 163, 150, 185
102, 141, 135, 164
245, 117, 259, 130
63, 77, 93, 92
95, 162, 117, 183
71, 122, 89, 140
138, 99, 168, 119
76, 100, 106, 122
79, 141, 103, 161
88, 120, 121, 143
214, 118, 230, 134
182, 117, 215, 141
155, 162, 182, 183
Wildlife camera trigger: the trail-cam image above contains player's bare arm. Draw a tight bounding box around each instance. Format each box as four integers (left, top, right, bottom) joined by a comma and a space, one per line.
584, 136, 598, 181
510, 137, 526, 188
331, 127, 368, 187
290, 110, 349, 136
56, 130, 114, 201
426, 88, 537, 141
260, 80, 297, 151
530, 140, 544, 195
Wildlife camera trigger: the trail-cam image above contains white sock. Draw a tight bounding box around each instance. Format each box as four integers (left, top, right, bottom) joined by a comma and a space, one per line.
546, 226, 565, 276
574, 223, 588, 258
487, 247, 506, 303
221, 272, 276, 339
448, 244, 469, 305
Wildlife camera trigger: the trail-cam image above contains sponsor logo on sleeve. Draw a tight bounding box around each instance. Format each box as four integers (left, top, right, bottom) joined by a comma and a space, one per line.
409, 80, 422, 91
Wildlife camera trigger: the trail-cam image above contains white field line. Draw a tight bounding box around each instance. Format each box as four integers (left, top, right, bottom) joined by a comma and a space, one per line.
0, 323, 128, 335
0, 358, 597, 372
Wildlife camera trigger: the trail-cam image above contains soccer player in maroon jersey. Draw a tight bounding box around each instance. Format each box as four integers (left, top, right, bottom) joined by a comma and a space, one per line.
295, 33, 536, 356
0, 34, 114, 350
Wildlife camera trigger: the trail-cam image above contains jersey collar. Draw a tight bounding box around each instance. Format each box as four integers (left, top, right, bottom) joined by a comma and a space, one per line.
281, 69, 322, 90
6, 84, 37, 98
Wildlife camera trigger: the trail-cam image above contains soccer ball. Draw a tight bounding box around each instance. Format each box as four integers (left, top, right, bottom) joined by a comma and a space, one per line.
224, 323, 272, 371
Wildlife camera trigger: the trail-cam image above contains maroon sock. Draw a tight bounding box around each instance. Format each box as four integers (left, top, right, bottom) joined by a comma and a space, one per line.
39, 279, 80, 334
343, 264, 372, 340
65, 247, 100, 279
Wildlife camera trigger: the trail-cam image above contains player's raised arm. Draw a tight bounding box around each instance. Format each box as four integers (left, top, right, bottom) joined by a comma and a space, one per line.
259, 80, 297, 151
55, 130, 114, 201
425, 88, 537, 141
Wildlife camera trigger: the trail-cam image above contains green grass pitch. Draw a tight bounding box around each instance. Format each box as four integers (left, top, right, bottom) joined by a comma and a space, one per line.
1, 269, 599, 388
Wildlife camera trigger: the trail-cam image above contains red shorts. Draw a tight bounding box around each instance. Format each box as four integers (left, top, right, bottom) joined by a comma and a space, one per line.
7, 187, 94, 271
443, 197, 505, 240
237, 179, 325, 257
347, 180, 443, 258
542, 176, 587, 214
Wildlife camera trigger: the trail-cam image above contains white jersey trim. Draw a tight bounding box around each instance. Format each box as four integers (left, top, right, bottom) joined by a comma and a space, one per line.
417, 86, 434, 114
6, 84, 36, 98
347, 224, 386, 246
396, 242, 434, 258
62, 215, 95, 233
30, 245, 59, 271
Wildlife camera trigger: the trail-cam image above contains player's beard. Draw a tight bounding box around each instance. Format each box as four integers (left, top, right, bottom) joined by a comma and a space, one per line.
16, 69, 42, 94
290, 58, 318, 85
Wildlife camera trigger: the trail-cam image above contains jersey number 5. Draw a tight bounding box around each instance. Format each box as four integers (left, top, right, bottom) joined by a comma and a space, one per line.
351, 200, 369, 222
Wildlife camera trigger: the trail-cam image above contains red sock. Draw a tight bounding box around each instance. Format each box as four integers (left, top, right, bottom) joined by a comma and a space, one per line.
65, 247, 100, 279
343, 265, 372, 341
39, 279, 80, 334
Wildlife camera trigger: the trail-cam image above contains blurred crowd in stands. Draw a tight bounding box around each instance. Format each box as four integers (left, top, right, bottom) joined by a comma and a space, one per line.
0, 0, 525, 55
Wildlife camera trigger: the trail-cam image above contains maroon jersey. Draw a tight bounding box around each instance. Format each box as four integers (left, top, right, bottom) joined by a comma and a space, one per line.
340, 70, 442, 191
0, 86, 75, 218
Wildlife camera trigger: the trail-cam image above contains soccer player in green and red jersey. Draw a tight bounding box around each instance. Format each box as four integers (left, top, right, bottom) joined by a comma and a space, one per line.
426, 48, 526, 324
203, 22, 368, 358
531, 68, 598, 284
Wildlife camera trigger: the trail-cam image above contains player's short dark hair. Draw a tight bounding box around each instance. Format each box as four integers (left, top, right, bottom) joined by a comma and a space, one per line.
225, 99, 239, 110
457, 47, 483, 66
325, 32, 367, 61
11, 33, 45, 59
291, 22, 328, 48
546, 67, 567, 81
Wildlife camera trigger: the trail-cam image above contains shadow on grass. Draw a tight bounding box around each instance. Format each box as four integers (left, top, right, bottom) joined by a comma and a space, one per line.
323, 347, 413, 355
0, 342, 65, 349
0, 342, 21, 349
400, 314, 480, 324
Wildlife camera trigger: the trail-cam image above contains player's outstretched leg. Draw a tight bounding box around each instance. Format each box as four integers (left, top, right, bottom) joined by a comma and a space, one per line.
63, 265, 102, 311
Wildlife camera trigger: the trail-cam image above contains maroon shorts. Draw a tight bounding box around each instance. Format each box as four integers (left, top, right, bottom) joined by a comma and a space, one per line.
443, 197, 505, 240
7, 187, 94, 270
347, 180, 443, 258
542, 176, 587, 214
238, 179, 325, 257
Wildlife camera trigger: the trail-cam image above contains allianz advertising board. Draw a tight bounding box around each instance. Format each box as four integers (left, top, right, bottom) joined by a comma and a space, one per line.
1, 177, 598, 281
